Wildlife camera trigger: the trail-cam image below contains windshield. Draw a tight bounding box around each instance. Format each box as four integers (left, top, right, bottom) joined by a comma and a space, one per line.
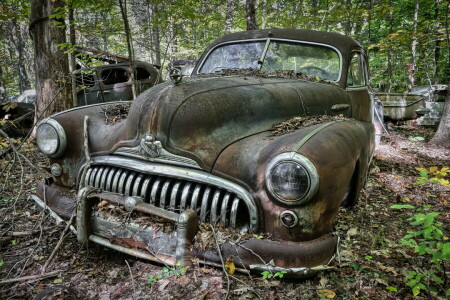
198, 40, 341, 81
199, 41, 265, 73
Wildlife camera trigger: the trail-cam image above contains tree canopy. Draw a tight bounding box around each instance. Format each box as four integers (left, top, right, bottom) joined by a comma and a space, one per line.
0, 0, 449, 98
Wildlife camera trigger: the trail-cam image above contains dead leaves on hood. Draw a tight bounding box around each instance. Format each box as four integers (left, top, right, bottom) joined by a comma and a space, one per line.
270, 114, 348, 136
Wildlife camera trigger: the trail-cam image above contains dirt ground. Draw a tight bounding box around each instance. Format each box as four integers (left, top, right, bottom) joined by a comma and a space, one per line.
0, 124, 449, 300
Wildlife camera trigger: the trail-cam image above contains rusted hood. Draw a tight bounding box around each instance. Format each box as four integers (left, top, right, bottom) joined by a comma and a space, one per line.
128, 76, 351, 171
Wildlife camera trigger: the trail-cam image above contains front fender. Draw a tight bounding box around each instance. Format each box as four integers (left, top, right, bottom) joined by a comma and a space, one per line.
47, 102, 133, 188
212, 119, 374, 241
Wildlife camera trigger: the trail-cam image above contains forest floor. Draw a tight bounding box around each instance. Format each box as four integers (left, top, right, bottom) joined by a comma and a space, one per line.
0, 124, 449, 300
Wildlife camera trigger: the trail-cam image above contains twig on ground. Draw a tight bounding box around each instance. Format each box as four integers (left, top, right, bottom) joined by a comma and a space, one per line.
40, 212, 76, 275
0, 270, 61, 285
0, 228, 54, 243
125, 260, 137, 299
210, 224, 231, 300
0, 129, 46, 176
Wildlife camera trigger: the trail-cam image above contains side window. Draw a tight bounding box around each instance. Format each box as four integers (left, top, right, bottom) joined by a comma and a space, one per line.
347, 53, 366, 87
101, 68, 130, 85
135, 67, 151, 81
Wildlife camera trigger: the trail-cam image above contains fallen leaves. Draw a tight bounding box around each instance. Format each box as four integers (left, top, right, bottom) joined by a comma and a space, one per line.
317, 289, 336, 298
270, 115, 348, 136
224, 257, 235, 275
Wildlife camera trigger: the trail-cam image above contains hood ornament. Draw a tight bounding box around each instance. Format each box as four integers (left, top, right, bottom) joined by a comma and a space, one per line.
140, 134, 160, 158
169, 68, 183, 84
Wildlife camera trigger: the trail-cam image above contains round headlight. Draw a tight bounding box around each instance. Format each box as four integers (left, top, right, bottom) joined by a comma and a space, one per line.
266, 153, 319, 205
36, 118, 67, 158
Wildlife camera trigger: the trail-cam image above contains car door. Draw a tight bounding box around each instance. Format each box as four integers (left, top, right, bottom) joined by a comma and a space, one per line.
346, 51, 373, 123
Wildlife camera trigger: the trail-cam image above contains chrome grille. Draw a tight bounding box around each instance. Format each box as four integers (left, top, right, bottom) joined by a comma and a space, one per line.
82, 158, 258, 231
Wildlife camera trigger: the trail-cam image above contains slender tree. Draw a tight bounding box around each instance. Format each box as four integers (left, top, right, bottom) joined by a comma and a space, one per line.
9, 21, 31, 93
246, 0, 257, 30
118, 0, 136, 100
225, 0, 235, 34
409, 0, 420, 91
0, 65, 7, 101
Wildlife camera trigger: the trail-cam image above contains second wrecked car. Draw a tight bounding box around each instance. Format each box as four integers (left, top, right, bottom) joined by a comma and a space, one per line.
34, 29, 378, 277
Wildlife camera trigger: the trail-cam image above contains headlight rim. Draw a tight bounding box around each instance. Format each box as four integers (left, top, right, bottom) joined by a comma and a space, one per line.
265, 152, 319, 206
36, 118, 67, 158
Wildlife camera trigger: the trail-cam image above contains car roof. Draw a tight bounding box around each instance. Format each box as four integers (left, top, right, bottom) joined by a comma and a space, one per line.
204, 29, 361, 54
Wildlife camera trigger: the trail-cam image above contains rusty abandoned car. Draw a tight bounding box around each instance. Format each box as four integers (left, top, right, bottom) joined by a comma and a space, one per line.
34, 29, 378, 277
76, 61, 162, 106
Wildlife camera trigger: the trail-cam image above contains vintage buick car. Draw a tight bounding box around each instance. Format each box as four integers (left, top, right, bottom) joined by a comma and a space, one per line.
34, 29, 377, 277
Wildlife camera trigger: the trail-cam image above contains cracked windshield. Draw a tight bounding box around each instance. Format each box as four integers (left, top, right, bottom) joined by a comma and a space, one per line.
199, 40, 340, 81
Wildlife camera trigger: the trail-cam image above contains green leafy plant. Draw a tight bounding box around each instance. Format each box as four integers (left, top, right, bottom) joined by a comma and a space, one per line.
147, 262, 188, 286
391, 189, 449, 295
389, 166, 450, 297
408, 136, 425, 142
261, 270, 287, 279
415, 167, 449, 186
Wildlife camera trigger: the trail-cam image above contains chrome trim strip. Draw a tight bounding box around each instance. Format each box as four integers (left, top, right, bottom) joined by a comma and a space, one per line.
160, 179, 172, 208
90, 167, 99, 186
132, 174, 144, 196
115, 142, 201, 169
230, 197, 240, 228
292, 120, 345, 153
105, 168, 116, 191
84, 168, 93, 187
210, 190, 221, 224
82, 156, 260, 232
112, 169, 123, 193
170, 181, 181, 209
141, 177, 152, 200
124, 172, 135, 196
118, 170, 129, 194
200, 187, 211, 222
150, 178, 162, 205
180, 182, 191, 210
94, 167, 104, 188
100, 167, 111, 190
191, 184, 201, 211
50, 101, 132, 118
220, 193, 231, 226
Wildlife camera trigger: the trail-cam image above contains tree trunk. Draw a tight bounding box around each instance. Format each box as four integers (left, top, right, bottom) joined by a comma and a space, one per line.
430, 83, 450, 147
225, 0, 235, 34
9, 21, 31, 93
246, 0, 257, 30
29, 0, 72, 120
152, 5, 161, 66
0, 64, 6, 101
387, 0, 393, 92
433, 0, 441, 83
118, 0, 137, 100
68, 6, 77, 107
409, 0, 419, 91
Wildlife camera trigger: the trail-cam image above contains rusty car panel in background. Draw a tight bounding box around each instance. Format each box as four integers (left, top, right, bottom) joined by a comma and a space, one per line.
34, 29, 377, 277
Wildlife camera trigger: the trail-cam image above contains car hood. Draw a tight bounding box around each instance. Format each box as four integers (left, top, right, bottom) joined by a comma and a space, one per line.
123, 75, 351, 171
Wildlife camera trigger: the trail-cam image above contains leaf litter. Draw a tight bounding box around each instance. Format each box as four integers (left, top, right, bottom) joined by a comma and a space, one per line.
0, 123, 449, 299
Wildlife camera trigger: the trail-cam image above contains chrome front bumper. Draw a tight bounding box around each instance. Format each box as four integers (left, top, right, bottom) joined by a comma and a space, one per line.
34, 182, 339, 278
